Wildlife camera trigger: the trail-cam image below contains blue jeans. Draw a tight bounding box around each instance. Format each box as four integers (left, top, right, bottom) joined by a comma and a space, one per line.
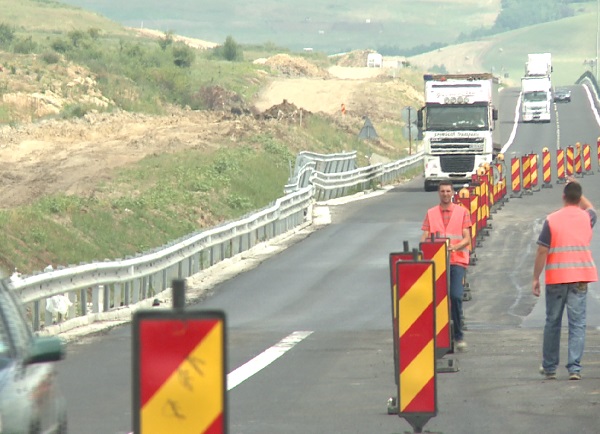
542, 283, 587, 374
450, 265, 466, 342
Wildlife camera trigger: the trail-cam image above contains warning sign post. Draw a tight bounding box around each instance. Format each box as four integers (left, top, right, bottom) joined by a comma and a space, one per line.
133, 280, 227, 434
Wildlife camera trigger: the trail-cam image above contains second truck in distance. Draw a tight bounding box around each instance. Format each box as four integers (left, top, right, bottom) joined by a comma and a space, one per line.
418, 73, 501, 192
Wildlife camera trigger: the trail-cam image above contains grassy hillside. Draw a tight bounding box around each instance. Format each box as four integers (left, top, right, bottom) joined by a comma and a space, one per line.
0, 0, 127, 36
480, 12, 599, 86
57, 0, 501, 53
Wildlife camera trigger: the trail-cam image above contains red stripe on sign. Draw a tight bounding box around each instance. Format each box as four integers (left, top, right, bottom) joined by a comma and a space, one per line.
139, 319, 219, 406
205, 413, 224, 434
399, 306, 435, 372
398, 266, 423, 298
403, 376, 435, 413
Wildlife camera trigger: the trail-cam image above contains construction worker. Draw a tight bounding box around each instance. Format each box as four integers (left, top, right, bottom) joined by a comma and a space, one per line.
420, 180, 472, 351
533, 178, 597, 380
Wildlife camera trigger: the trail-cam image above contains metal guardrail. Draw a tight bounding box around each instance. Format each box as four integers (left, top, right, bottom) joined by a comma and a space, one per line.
284, 150, 357, 193
7, 150, 423, 334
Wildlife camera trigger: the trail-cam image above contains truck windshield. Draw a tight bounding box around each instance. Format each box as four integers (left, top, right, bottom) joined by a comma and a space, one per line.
426, 105, 488, 131
523, 91, 548, 102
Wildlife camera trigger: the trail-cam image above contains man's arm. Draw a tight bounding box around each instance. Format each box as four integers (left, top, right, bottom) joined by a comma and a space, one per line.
532, 245, 549, 297
420, 230, 430, 243
580, 194, 593, 211
449, 227, 471, 252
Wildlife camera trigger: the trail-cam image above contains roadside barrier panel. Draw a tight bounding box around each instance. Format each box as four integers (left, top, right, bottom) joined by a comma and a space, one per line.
395, 259, 437, 433
521, 154, 533, 195
556, 148, 566, 183
510, 156, 522, 198
542, 148, 552, 188
566, 146, 574, 177
387, 245, 422, 415
479, 170, 492, 228
574, 143, 583, 178
133, 280, 226, 434
583, 143, 593, 174
420, 239, 453, 364
597, 138, 600, 170
466, 187, 479, 264
470, 177, 485, 246
529, 153, 540, 192
494, 154, 508, 205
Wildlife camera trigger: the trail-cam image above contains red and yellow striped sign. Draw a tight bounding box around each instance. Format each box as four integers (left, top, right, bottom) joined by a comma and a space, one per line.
419, 241, 451, 357
521, 155, 531, 191
583, 144, 592, 173
542, 149, 551, 185
389, 251, 421, 384
556, 149, 565, 182
396, 260, 437, 419
529, 154, 539, 188
575, 144, 582, 176
566, 146, 574, 176
511, 157, 521, 194
134, 310, 226, 434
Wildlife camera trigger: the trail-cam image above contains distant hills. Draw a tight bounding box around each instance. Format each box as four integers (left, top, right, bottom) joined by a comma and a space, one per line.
57, 0, 501, 53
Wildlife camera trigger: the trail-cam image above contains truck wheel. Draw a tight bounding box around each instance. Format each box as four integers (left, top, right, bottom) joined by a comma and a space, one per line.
424, 181, 436, 192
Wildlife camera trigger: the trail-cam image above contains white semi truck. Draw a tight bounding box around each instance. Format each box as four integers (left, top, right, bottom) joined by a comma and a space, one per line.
417, 73, 500, 192
521, 53, 552, 123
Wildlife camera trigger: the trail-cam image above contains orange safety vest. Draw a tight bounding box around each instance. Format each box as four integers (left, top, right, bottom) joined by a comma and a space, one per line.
426, 204, 470, 267
545, 206, 597, 284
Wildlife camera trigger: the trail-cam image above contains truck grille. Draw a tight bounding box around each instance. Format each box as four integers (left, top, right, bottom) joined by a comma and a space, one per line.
430, 137, 484, 154
440, 155, 475, 173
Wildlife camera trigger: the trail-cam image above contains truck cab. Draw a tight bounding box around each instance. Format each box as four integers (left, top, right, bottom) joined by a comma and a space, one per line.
418, 74, 500, 191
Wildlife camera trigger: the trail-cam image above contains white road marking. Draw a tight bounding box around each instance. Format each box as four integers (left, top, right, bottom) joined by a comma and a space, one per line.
227, 330, 314, 390
500, 93, 522, 154
582, 83, 600, 128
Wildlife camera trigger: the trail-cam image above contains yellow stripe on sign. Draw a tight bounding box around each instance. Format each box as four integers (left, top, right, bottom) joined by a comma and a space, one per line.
399, 270, 432, 336
435, 301, 447, 336
430, 248, 449, 334
400, 340, 435, 411
142, 322, 224, 434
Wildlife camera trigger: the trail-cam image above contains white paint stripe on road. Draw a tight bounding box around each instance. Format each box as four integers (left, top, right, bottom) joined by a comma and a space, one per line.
500, 93, 522, 155
582, 83, 600, 128
227, 330, 313, 390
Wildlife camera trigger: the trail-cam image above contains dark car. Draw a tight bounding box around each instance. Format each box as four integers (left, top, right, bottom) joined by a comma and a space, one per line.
554, 88, 572, 102
0, 279, 67, 433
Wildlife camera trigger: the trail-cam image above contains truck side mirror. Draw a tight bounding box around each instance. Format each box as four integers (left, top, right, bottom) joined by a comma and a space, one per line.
492, 109, 498, 121
417, 108, 424, 128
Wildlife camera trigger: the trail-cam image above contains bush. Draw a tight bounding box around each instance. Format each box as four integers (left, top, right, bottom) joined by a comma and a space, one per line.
12, 36, 37, 54
171, 42, 195, 68
41, 51, 61, 64
0, 23, 15, 48
51, 38, 71, 53
212, 36, 243, 61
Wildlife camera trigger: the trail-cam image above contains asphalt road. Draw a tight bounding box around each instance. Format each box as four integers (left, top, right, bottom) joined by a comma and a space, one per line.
55, 84, 600, 434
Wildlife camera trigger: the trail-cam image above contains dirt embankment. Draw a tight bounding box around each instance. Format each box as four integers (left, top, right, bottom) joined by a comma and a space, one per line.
0, 47, 428, 209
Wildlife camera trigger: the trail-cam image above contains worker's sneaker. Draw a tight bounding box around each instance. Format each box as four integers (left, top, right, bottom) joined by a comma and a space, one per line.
455, 341, 467, 352
539, 366, 557, 380
569, 372, 581, 381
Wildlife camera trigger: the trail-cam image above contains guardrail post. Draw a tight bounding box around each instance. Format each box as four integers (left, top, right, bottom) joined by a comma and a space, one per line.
33, 301, 40, 331
92, 285, 101, 313
114, 283, 122, 309
80, 288, 87, 316
103, 285, 110, 312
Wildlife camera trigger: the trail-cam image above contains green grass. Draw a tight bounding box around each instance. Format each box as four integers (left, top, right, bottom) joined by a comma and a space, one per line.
480, 12, 599, 86
56, 0, 502, 53
0, 121, 372, 274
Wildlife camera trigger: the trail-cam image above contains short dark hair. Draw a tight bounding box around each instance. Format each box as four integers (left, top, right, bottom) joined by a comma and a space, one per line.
438, 180, 453, 190
563, 182, 582, 204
